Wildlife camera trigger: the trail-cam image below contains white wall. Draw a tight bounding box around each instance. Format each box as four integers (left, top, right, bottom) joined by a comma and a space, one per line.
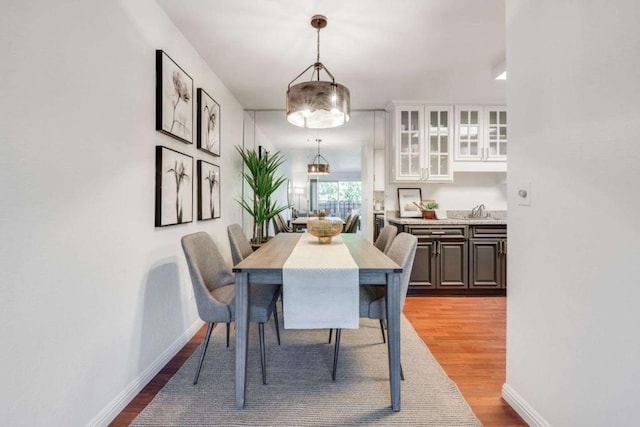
384, 173, 507, 213
0, 0, 246, 425
504, 1, 640, 425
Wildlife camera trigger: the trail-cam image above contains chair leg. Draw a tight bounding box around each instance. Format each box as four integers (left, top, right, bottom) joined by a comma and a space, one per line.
259, 322, 267, 385
226, 322, 230, 348
273, 309, 281, 345
379, 319, 386, 343
332, 329, 342, 381
194, 322, 214, 385
328, 329, 333, 343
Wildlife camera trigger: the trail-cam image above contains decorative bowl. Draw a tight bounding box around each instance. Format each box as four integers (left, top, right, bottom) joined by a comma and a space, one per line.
307, 218, 343, 244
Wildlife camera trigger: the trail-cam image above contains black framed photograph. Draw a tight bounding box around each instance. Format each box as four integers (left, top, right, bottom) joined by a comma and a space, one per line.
156, 50, 193, 144
197, 160, 221, 221
196, 88, 220, 156
398, 188, 422, 218
155, 146, 193, 227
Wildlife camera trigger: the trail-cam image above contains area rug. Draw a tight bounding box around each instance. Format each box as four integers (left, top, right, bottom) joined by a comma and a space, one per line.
131, 314, 480, 426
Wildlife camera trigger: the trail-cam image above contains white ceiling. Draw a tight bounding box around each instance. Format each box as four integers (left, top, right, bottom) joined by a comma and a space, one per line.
156, 0, 506, 172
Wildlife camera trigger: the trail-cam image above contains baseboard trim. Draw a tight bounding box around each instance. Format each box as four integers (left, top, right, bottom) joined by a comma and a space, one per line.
88, 319, 205, 427
502, 382, 551, 427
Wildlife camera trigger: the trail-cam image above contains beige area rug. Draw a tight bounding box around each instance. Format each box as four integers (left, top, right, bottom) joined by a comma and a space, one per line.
132, 314, 481, 426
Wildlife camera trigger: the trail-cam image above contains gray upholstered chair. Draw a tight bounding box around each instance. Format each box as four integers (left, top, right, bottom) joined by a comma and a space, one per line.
374, 224, 398, 254
272, 213, 293, 234
344, 214, 360, 233
331, 232, 418, 380
227, 223, 281, 345
181, 231, 280, 385
227, 224, 254, 266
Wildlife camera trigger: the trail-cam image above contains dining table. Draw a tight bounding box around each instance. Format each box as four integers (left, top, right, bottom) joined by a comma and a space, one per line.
232, 232, 404, 411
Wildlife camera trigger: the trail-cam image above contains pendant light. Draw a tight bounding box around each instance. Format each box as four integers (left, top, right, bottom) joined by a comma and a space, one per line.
307, 138, 330, 175
286, 15, 350, 129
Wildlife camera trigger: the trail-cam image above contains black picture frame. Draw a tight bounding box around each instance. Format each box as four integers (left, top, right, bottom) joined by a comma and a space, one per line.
197, 160, 221, 221
397, 188, 422, 218
196, 88, 221, 156
155, 50, 193, 144
155, 146, 193, 227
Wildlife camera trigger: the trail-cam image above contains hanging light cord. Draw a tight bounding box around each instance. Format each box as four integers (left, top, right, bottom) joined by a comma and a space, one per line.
288, 19, 336, 88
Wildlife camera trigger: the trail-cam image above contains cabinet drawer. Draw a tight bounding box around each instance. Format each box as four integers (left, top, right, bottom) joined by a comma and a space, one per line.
470, 225, 506, 238
407, 225, 467, 239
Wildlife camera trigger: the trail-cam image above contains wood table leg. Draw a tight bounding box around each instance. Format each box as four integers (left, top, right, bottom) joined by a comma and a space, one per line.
386, 272, 402, 411
235, 272, 249, 409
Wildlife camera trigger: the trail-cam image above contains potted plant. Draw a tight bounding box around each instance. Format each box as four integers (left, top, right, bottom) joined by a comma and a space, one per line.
413, 201, 439, 219
236, 146, 288, 244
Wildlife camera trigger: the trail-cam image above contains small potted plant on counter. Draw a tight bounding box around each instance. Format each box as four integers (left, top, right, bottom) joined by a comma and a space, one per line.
413, 201, 439, 219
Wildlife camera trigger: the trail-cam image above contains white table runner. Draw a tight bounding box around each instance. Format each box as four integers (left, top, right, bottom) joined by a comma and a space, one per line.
282, 233, 359, 329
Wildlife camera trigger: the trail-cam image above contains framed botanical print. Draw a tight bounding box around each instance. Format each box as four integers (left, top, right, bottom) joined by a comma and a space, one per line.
398, 188, 422, 218
197, 160, 221, 221
156, 50, 193, 144
196, 88, 221, 156
155, 146, 193, 226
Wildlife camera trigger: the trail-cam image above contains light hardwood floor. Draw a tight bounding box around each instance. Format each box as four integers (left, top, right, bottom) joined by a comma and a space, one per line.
404, 297, 525, 426
111, 296, 525, 426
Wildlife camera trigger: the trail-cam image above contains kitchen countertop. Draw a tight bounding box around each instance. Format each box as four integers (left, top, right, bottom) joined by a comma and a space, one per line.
387, 210, 507, 226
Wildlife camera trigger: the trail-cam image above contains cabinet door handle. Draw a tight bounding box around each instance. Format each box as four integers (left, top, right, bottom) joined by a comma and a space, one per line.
436, 241, 441, 254
502, 240, 507, 255
430, 231, 446, 235
432, 241, 437, 256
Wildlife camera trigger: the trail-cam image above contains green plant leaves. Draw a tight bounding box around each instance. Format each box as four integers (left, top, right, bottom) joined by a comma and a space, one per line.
235, 146, 288, 240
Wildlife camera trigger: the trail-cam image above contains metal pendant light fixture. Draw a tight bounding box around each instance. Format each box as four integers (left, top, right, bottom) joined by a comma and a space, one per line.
286, 15, 350, 129
307, 138, 330, 175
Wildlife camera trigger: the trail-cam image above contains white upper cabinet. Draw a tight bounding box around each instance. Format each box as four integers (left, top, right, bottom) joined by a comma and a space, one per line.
453, 105, 507, 172
388, 103, 453, 183
425, 106, 454, 182
484, 107, 507, 161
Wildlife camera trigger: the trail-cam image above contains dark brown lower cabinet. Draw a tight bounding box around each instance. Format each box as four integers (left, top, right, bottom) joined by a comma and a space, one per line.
469, 226, 507, 289
398, 222, 506, 295
408, 226, 467, 292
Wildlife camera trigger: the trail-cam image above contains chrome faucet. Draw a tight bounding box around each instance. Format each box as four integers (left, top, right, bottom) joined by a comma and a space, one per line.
470, 204, 486, 218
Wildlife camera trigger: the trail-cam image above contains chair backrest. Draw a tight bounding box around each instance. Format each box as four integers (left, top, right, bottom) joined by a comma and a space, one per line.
227, 224, 253, 265
385, 232, 418, 310
272, 213, 291, 234
374, 224, 398, 254
345, 214, 360, 233
181, 232, 235, 321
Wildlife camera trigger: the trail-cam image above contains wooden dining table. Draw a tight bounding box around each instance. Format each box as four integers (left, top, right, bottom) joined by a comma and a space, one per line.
232, 233, 404, 411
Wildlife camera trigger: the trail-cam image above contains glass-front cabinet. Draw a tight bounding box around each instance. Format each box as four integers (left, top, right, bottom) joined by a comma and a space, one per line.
485, 107, 507, 161
389, 103, 453, 183
454, 105, 507, 170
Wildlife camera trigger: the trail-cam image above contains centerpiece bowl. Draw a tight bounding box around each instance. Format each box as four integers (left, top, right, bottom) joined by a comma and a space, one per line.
307, 217, 343, 244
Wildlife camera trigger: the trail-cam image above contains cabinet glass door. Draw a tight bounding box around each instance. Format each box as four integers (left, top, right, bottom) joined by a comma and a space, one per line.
486, 108, 507, 160
397, 108, 423, 180
455, 106, 483, 161
426, 107, 453, 181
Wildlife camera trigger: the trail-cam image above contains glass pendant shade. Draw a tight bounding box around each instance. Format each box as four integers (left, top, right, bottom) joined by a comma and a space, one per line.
287, 81, 350, 129
307, 138, 330, 175
307, 157, 330, 175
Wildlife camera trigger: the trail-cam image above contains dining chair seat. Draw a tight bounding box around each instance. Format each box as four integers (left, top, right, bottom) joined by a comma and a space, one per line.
331, 232, 418, 381
228, 223, 282, 345
181, 231, 280, 385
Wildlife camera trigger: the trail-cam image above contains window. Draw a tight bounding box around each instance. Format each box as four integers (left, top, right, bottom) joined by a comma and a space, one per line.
317, 181, 361, 218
